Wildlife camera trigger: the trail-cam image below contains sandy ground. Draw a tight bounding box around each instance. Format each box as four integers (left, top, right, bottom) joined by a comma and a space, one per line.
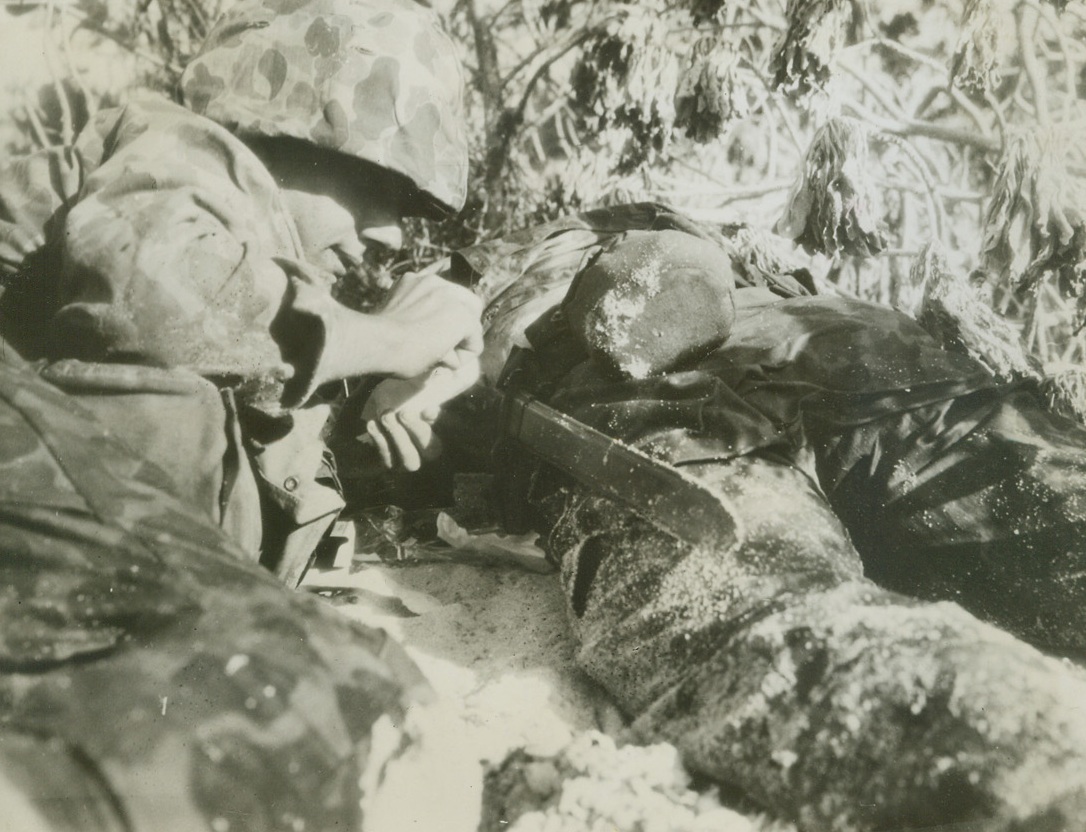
299, 521, 789, 832
301, 538, 615, 766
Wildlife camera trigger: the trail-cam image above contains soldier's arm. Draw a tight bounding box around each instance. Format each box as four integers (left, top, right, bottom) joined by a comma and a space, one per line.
313, 270, 482, 386
317, 270, 483, 471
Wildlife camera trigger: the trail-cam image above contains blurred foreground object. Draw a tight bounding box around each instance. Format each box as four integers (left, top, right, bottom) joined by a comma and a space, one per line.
0, 350, 479, 832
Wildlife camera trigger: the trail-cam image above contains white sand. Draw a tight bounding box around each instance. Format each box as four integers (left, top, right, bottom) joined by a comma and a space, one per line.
301, 525, 788, 832
303, 550, 620, 767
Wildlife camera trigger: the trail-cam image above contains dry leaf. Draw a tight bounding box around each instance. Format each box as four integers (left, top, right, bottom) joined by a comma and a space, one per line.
778, 117, 886, 257
950, 0, 1016, 93
675, 38, 748, 143
771, 0, 855, 96
981, 127, 1086, 310
915, 241, 1039, 381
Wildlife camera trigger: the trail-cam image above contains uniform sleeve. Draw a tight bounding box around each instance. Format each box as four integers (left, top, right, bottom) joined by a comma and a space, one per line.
51, 101, 338, 412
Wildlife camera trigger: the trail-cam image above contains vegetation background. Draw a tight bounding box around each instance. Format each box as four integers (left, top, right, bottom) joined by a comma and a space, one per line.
2, 0, 1085, 402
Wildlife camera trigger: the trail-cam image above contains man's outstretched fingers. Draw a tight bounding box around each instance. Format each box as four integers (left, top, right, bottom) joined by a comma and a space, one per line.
366, 419, 395, 469
379, 410, 422, 472
398, 410, 442, 462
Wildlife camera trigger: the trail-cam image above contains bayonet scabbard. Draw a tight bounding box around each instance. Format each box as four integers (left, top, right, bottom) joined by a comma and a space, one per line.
500, 390, 741, 551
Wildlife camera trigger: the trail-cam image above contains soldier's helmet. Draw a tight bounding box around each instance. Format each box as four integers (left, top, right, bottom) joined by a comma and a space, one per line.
181, 0, 469, 217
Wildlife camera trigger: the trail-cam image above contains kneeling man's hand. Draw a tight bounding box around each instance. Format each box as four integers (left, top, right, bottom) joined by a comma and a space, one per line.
361, 359, 480, 471
375, 272, 484, 379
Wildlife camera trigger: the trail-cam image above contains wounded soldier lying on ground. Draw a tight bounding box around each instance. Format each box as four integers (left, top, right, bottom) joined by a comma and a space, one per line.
424, 202, 1086, 830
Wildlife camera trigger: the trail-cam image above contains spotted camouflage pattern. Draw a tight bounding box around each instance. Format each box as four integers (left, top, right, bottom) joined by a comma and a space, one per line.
1, 96, 341, 412
182, 0, 469, 214
0, 354, 430, 830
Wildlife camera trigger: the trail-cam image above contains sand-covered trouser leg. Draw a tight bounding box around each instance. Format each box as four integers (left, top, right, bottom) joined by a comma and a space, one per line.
541, 451, 1086, 831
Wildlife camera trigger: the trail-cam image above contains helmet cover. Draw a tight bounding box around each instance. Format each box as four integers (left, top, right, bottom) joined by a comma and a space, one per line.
181, 0, 469, 215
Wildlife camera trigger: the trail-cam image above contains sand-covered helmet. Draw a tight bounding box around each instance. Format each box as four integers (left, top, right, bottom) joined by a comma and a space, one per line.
562, 230, 737, 379
181, 0, 469, 216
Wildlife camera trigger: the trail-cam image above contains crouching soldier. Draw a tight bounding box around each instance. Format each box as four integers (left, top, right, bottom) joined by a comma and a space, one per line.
440, 204, 1086, 831
0, 0, 483, 584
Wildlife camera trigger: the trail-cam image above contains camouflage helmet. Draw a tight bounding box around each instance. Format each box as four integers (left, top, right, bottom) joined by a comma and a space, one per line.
181, 0, 469, 216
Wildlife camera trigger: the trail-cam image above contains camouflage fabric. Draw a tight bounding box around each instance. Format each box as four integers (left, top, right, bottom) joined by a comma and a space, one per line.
1, 96, 338, 412
539, 460, 1086, 830
0, 98, 347, 573
182, 0, 469, 215
0, 351, 431, 830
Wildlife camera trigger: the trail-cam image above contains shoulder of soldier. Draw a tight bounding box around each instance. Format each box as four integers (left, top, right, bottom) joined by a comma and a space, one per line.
80, 95, 222, 154
71, 95, 289, 238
